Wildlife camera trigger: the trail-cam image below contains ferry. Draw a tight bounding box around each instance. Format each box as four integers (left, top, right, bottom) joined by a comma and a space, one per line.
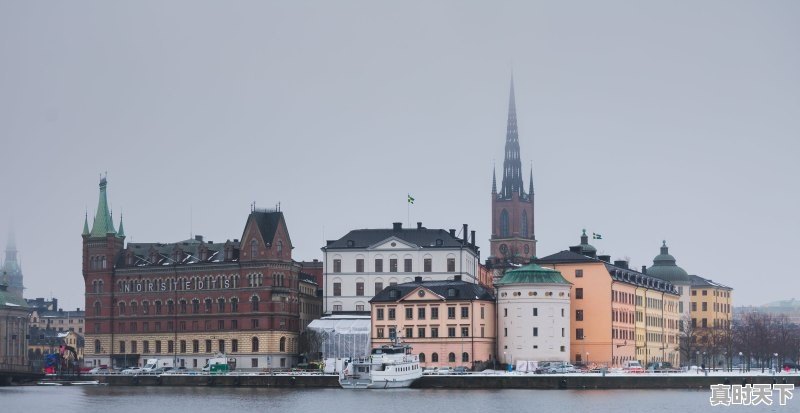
339, 343, 422, 389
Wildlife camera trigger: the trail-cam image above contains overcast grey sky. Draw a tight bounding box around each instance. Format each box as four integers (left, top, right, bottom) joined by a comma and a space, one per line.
1, 1, 798, 311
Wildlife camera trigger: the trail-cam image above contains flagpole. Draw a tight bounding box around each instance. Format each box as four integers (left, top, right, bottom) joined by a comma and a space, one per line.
407, 195, 410, 228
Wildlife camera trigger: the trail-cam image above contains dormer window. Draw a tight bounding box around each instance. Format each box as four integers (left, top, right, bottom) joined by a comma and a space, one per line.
447, 288, 457, 298
277, 240, 283, 257
250, 239, 259, 259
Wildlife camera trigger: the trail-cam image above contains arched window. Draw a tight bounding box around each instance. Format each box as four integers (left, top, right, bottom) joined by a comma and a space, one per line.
94, 301, 101, 316
277, 240, 283, 257
118, 302, 126, 315
192, 299, 200, 313
279, 336, 286, 352
521, 210, 528, 238
462, 352, 469, 362
250, 296, 260, 312
448, 352, 456, 362
419, 353, 426, 363
99, 280, 104, 293
167, 300, 175, 315
431, 352, 439, 362
95, 340, 101, 353
179, 299, 187, 314
205, 299, 212, 313
130, 301, 137, 315
231, 297, 239, 312
500, 210, 510, 237
217, 298, 225, 312
252, 337, 259, 352
250, 239, 258, 259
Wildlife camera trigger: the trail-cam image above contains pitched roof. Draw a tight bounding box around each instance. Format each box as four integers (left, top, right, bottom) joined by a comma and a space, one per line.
247, 210, 284, 245
117, 239, 240, 267
537, 250, 599, 264
370, 279, 495, 303
690, 274, 732, 290
324, 226, 475, 252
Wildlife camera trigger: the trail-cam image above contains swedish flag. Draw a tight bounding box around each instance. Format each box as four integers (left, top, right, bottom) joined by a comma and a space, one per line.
593, 233, 603, 240
408, 194, 415, 204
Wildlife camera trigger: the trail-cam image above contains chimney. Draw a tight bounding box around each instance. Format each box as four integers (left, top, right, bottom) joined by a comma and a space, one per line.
414, 276, 422, 283
453, 275, 462, 281
641, 265, 647, 274
194, 235, 203, 242
463, 224, 468, 244
449, 229, 456, 237
417, 222, 423, 229
614, 260, 629, 269
598, 255, 611, 263
470, 230, 476, 246
393, 222, 402, 231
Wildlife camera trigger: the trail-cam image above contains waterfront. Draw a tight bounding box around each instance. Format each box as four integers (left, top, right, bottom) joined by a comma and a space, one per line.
0, 386, 789, 413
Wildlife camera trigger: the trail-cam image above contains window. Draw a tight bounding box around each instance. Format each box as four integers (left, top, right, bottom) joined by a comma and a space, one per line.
333, 282, 342, 296
251, 319, 259, 329
418, 308, 426, 319
533, 327, 538, 336
94, 340, 101, 353
418, 327, 426, 338
692, 290, 697, 296
461, 327, 469, 337
218, 298, 225, 312
333, 305, 342, 312
231, 298, 239, 312
120, 341, 126, 353
205, 299, 212, 313
118, 302, 126, 315
432, 353, 439, 362
375, 259, 383, 272
218, 320, 225, 330
424, 258, 432, 272
404, 258, 412, 272
702, 302, 707, 311
462, 352, 469, 362
142, 301, 149, 314
390, 259, 398, 272
533, 308, 538, 316
447, 258, 455, 272
279, 337, 286, 352
576, 288, 583, 299
461, 307, 469, 318
333, 259, 341, 273
388, 308, 396, 320
405, 308, 413, 319
431, 327, 439, 338
180, 340, 187, 353
356, 259, 364, 273
500, 210, 510, 237
419, 353, 426, 363
167, 341, 174, 354
356, 282, 364, 296
431, 307, 439, 319
561, 308, 565, 317
252, 358, 259, 368
576, 328, 584, 340
575, 269, 583, 278
192, 299, 200, 314
155, 341, 162, 354
376, 308, 384, 320
180, 300, 187, 314
374, 282, 383, 294
702, 318, 708, 328
251, 296, 260, 311
205, 340, 212, 353
277, 240, 283, 257
232, 339, 238, 353
448, 352, 456, 363
192, 340, 199, 353
702, 290, 708, 296
521, 210, 529, 238
448, 307, 456, 319
448, 327, 456, 337
576, 310, 583, 321
94, 302, 101, 316
405, 327, 413, 338
377, 328, 384, 338
692, 302, 697, 311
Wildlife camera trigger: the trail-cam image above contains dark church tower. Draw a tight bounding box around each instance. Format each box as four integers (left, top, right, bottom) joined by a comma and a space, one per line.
490, 78, 536, 264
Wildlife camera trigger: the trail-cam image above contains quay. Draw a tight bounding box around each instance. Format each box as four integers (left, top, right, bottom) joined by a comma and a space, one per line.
85, 373, 800, 389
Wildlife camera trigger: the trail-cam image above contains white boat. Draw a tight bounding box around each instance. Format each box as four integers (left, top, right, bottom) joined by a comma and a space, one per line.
339, 343, 422, 389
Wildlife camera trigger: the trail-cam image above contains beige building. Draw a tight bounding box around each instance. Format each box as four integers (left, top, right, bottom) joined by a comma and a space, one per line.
370, 276, 496, 370
496, 262, 571, 364
0, 284, 30, 370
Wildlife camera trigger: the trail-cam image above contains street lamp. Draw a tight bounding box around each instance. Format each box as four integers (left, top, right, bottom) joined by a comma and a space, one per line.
774, 353, 779, 375
739, 351, 743, 372
586, 352, 590, 366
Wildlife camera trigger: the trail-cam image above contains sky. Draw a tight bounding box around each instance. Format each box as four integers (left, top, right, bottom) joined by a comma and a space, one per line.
1, 1, 798, 311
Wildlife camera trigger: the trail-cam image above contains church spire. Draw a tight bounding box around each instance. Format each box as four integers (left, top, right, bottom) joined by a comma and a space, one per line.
529, 167, 534, 196
492, 166, 497, 194
117, 214, 126, 238
501, 76, 523, 198
82, 211, 90, 236
89, 176, 116, 237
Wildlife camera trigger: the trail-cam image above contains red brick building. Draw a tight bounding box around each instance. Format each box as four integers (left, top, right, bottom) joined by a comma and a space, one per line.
82, 178, 319, 370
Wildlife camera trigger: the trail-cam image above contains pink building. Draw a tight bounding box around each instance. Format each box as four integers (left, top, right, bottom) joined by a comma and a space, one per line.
370, 276, 496, 371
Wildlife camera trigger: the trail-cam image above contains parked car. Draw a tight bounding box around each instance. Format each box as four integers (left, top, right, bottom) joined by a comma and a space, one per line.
436, 367, 452, 375
622, 361, 644, 373
151, 367, 174, 374
547, 363, 576, 374
646, 362, 678, 372
453, 366, 469, 375
88, 366, 110, 375
121, 367, 142, 375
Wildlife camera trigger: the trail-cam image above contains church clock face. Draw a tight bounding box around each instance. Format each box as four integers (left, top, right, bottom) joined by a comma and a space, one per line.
499, 244, 508, 255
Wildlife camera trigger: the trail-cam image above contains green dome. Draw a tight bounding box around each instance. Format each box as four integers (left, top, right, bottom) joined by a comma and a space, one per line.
0, 284, 28, 308
647, 241, 690, 283
577, 229, 596, 254
497, 261, 570, 285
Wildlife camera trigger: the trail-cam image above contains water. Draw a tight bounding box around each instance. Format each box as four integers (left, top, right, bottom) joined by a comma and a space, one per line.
0, 386, 787, 412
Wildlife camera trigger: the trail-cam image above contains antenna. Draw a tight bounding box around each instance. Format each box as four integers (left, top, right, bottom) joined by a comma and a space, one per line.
190, 206, 193, 239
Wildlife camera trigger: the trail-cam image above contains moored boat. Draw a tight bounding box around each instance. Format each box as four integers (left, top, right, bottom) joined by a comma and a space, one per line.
339, 343, 422, 389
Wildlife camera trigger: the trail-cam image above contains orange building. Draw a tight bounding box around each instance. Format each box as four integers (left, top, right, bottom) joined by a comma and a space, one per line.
369, 276, 496, 371
537, 233, 681, 368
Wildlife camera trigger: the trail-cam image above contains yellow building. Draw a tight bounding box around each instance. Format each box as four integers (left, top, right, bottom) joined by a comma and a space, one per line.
690, 274, 733, 369
538, 232, 681, 368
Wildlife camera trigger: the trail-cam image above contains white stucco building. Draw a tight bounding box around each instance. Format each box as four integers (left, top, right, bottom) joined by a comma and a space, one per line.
321, 222, 481, 314
496, 262, 572, 364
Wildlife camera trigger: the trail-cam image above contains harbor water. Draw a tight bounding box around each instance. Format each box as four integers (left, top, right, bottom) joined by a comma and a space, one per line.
0, 386, 788, 413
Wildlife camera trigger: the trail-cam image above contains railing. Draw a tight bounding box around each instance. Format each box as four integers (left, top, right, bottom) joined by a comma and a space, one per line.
0, 362, 38, 374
